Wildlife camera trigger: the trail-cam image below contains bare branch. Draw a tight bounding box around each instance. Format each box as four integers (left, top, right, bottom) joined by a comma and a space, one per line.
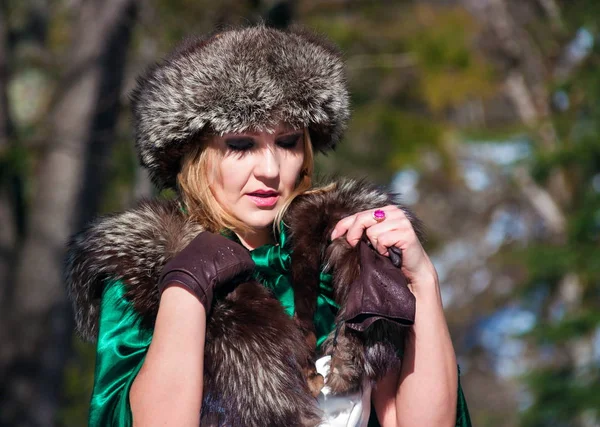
504, 71, 538, 127
536, 0, 563, 30
512, 166, 566, 237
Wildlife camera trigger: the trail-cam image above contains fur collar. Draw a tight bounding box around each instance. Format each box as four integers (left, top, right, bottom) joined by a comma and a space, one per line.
65, 176, 418, 343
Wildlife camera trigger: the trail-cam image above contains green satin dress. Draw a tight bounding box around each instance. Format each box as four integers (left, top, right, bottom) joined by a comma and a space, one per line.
88, 226, 472, 426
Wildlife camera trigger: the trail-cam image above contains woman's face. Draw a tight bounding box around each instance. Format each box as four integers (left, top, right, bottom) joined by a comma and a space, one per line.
208, 123, 305, 232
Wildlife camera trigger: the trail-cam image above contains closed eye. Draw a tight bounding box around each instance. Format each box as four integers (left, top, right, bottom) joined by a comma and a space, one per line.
225, 137, 255, 152
276, 133, 302, 149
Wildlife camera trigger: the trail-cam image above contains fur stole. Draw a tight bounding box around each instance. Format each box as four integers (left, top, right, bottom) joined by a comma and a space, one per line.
65, 177, 424, 426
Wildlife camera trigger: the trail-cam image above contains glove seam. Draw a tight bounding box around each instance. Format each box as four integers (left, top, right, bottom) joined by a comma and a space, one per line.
160, 269, 202, 287
159, 277, 209, 306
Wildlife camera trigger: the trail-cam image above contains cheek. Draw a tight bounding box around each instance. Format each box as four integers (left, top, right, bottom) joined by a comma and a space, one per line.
282, 155, 304, 188
217, 157, 252, 197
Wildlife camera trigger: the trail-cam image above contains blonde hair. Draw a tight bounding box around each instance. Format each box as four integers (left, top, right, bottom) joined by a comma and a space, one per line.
177, 129, 314, 236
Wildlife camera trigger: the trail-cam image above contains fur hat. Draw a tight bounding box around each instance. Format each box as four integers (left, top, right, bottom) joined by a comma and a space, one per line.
131, 25, 350, 190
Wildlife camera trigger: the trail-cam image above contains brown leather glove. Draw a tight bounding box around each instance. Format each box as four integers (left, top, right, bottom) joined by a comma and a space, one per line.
158, 231, 255, 313
343, 240, 415, 332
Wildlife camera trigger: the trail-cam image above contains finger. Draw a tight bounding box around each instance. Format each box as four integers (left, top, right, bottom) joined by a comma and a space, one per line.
368, 229, 404, 266
346, 206, 399, 246
346, 206, 402, 246
330, 214, 358, 240
365, 220, 401, 253
374, 230, 404, 255
330, 205, 400, 241
343, 213, 370, 246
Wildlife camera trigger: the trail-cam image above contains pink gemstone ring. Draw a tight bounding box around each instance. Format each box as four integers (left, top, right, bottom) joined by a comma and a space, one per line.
372, 209, 386, 222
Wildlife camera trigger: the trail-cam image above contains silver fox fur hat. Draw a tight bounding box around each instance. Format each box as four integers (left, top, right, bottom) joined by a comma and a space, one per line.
131, 25, 350, 190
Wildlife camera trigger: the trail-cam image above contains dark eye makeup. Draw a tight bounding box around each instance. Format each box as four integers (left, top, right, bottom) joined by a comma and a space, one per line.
225, 137, 255, 152
224, 133, 302, 152
276, 133, 302, 148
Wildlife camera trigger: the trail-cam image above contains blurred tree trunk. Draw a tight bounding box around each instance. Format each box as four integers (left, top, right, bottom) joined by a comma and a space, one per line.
0, 1, 16, 304
0, 3, 11, 154
0, 0, 138, 425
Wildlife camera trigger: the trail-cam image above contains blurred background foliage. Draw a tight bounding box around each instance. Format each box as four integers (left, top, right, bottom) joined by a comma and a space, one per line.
0, 0, 598, 426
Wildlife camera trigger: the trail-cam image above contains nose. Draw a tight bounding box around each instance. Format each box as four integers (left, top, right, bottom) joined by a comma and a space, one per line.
254, 145, 280, 179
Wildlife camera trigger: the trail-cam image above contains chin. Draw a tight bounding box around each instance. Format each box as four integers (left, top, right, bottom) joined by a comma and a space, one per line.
239, 212, 277, 229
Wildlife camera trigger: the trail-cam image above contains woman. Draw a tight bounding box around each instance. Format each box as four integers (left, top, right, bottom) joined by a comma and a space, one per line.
65, 25, 471, 426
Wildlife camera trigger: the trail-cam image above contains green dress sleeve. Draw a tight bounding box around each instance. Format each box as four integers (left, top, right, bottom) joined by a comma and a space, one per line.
88, 279, 153, 427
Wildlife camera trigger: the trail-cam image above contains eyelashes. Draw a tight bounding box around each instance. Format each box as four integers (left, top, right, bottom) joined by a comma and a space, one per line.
225, 133, 302, 153
277, 134, 302, 149
225, 137, 254, 152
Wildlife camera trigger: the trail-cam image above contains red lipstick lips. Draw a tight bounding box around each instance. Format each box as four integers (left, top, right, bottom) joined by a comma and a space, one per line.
248, 189, 279, 196
247, 189, 280, 207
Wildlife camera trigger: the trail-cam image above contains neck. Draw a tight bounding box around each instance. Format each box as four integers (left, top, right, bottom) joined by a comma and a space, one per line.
235, 226, 275, 250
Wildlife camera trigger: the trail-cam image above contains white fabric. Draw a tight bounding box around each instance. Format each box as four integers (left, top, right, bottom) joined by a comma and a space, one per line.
315, 356, 372, 427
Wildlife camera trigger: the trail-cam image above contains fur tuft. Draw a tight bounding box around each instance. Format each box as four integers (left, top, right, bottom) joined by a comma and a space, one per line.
64, 199, 204, 341
202, 282, 322, 426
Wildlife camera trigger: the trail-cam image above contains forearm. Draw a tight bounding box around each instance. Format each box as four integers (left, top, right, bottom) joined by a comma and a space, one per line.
394, 270, 458, 427
333, 205, 461, 426
130, 286, 206, 426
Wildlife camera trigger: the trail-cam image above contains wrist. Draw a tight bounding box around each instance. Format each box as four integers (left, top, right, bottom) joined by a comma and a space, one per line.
409, 268, 442, 302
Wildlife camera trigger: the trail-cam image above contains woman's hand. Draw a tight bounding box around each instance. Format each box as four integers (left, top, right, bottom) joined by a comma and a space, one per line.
330, 205, 437, 291
158, 231, 255, 313
333, 206, 459, 427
